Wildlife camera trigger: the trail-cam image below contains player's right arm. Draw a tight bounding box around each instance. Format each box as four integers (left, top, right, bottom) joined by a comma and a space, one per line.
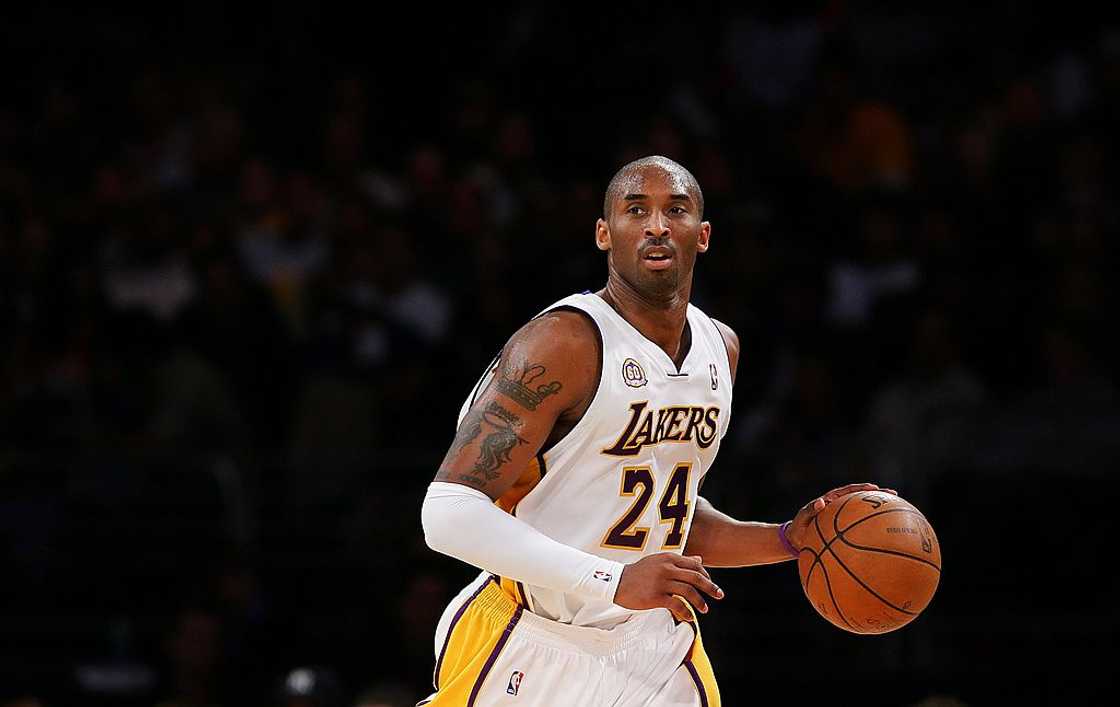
432, 310, 594, 499
421, 311, 721, 620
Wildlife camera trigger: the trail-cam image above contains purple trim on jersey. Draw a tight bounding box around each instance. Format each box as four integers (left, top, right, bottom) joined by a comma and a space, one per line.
433, 576, 495, 689
515, 580, 530, 608
531, 303, 604, 458
467, 604, 524, 706
684, 660, 710, 707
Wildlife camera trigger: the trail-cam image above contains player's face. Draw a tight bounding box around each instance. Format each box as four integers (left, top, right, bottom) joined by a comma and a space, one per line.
596, 166, 710, 300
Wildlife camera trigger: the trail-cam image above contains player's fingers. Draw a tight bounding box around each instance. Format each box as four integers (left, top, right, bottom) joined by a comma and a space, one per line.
672, 554, 712, 580
801, 482, 879, 523
672, 567, 724, 600
882, 488, 898, 495
668, 583, 708, 614
794, 499, 821, 525
667, 595, 694, 622
824, 483, 878, 502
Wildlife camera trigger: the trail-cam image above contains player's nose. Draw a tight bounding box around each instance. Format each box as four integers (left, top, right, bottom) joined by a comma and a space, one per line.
644, 211, 670, 238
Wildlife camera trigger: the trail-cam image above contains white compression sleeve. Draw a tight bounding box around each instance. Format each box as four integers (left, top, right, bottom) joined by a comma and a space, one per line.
421, 481, 624, 603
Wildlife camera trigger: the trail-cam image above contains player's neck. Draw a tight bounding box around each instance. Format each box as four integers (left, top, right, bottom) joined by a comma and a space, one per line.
598, 278, 691, 365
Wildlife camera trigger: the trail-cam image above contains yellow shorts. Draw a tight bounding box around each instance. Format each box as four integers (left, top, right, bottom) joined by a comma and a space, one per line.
420, 573, 720, 707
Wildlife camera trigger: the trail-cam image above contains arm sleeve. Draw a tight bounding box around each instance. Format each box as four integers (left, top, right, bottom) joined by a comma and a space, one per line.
421, 481, 624, 603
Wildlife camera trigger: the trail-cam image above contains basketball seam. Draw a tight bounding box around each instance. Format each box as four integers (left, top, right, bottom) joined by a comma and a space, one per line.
836, 535, 941, 572
804, 520, 824, 586
829, 506, 940, 567
804, 514, 828, 582
829, 507, 918, 616
803, 504, 934, 579
823, 541, 919, 616
801, 545, 819, 585
833, 498, 941, 571
802, 493, 866, 582
814, 514, 854, 630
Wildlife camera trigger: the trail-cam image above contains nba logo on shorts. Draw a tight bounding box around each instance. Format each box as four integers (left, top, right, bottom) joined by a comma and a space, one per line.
507, 670, 525, 695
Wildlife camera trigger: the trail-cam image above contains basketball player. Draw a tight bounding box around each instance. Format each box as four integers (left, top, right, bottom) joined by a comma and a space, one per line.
420, 156, 886, 706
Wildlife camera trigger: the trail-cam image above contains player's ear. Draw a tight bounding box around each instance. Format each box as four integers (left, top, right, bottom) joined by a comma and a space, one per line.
595, 218, 611, 251
696, 221, 711, 254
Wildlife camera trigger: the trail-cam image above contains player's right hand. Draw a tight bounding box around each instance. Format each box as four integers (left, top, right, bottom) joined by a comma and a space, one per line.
614, 553, 724, 622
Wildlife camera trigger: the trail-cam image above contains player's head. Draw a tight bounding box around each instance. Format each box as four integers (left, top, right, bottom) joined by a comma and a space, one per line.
596, 156, 710, 301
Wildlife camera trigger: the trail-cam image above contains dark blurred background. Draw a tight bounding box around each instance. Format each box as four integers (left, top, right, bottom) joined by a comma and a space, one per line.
1, 3, 1117, 706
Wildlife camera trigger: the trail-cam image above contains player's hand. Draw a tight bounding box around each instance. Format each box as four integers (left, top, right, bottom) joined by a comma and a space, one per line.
786, 483, 897, 549
614, 553, 724, 622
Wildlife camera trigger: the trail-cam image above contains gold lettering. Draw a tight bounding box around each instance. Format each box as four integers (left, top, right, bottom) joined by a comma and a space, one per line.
681, 407, 706, 442
628, 410, 655, 449
604, 403, 723, 455
602, 401, 648, 457
697, 407, 720, 448
653, 408, 672, 444
664, 407, 688, 441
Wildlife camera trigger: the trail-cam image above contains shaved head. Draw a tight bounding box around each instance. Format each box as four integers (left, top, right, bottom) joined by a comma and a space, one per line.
603, 155, 704, 220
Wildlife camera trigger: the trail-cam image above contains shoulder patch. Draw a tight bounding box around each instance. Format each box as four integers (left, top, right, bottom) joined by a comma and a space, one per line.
622, 358, 647, 388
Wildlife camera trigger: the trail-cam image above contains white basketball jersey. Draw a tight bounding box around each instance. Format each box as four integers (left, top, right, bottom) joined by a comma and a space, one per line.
456, 292, 734, 628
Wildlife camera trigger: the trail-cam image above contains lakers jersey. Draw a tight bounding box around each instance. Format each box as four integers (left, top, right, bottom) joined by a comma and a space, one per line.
456, 292, 734, 628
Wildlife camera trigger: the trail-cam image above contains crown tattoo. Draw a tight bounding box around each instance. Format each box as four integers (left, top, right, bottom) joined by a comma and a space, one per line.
497, 363, 563, 411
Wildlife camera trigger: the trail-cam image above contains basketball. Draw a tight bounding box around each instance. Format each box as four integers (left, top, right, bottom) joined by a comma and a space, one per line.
796, 490, 941, 634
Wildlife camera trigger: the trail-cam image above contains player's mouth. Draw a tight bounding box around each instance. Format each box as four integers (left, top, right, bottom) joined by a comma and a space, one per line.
642, 246, 675, 271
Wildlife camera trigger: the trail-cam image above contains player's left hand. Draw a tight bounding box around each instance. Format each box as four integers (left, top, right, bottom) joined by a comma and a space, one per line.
785, 483, 896, 550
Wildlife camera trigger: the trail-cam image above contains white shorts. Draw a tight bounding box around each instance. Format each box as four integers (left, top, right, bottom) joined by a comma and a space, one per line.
419, 573, 720, 707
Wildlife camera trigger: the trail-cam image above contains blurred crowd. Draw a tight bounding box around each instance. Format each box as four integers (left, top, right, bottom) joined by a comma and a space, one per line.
1, 4, 1117, 706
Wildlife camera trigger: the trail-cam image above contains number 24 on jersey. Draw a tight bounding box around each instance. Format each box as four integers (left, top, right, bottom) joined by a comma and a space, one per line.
602, 463, 691, 551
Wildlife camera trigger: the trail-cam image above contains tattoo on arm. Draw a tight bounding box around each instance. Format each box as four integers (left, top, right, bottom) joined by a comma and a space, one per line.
468, 402, 526, 480
496, 363, 562, 411
440, 401, 528, 488
451, 407, 485, 453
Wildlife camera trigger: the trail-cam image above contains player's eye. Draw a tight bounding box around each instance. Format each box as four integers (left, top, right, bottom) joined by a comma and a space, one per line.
669, 206, 687, 214
627, 205, 645, 215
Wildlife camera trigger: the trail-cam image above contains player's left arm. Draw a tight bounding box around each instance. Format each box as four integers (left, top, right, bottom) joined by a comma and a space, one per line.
684, 320, 889, 566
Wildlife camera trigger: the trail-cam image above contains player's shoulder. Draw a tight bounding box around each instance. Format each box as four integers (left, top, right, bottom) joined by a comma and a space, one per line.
505, 306, 600, 360
497, 306, 601, 407
708, 317, 740, 382
709, 318, 739, 351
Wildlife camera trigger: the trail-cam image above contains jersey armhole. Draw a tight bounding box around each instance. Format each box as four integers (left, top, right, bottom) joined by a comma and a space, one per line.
465, 352, 502, 410
698, 309, 735, 440
535, 304, 604, 457
705, 312, 736, 382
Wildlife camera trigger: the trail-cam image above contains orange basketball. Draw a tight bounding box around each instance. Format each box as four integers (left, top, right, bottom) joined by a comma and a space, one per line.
796, 490, 941, 634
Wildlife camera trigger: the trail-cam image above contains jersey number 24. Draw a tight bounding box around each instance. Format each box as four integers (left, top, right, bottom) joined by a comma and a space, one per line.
602, 463, 691, 551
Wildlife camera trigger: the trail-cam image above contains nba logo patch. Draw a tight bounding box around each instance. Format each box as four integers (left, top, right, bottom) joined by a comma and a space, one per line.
507, 670, 525, 695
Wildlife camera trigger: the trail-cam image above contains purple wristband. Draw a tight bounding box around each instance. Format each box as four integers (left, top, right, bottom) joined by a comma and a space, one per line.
778, 521, 798, 558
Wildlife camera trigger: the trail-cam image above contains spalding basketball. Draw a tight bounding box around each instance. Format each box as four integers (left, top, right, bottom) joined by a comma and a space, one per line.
796, 490, 940, 634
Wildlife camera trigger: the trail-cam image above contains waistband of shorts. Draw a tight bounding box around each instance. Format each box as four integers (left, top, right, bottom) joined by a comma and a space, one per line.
471, 576, 684, 656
